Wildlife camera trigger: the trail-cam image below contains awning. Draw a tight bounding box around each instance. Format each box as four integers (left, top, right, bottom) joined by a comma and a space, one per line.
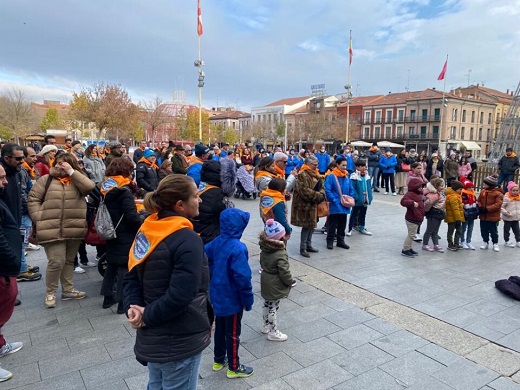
350, 140, 372, 147
377, 141, 405, 149
460, 140, 481, 151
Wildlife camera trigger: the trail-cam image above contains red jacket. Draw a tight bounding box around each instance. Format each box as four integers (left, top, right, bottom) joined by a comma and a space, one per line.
400, 178, 425, 224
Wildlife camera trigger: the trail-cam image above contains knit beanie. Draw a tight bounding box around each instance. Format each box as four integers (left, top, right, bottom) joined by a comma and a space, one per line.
463, 180, 474, 190
450, 180, 464, 191
264, 219, 285, 240
143, 149, 155, 158
483, 173, 499, 188
507, 181, 519, 194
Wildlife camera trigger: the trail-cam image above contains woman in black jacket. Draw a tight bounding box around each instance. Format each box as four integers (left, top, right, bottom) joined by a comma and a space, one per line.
100, 158, 144, 314
123, 175, 211, 390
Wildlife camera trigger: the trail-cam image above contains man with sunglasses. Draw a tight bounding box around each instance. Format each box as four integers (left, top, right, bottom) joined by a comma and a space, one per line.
0, 144, 23, 228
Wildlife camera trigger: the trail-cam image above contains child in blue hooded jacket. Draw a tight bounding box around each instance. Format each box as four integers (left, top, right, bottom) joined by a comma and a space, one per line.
205, 208, 254, 379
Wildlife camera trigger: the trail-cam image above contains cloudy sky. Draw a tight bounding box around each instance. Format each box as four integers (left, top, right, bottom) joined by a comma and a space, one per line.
0, 0, 518, 111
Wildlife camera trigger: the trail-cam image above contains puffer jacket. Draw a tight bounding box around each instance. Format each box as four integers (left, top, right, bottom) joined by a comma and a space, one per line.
122, 210, 211, 364
366, 148, 381, 168
204, 208, 253, 317
498, 154, 520, 175
350, 171, 373, 206
136, 161, 159, 192
478, 188, 504, 222
444, 187, 465, 223
0, 161, 22, 225
83, 155, 106, 184
259, 231, 292, 301
27, 168, 95, 244
291, 168, 325, 228
378, 154, 398, 174
424, 182, 446, 212
324, 172, 355, 215
0, 199, 22, 277
315, 151, 331, 173
400, 177, 425, 224
501, 194, 520, 222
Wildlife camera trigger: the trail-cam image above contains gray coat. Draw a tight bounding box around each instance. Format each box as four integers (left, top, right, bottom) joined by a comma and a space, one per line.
83, 156, 106, 184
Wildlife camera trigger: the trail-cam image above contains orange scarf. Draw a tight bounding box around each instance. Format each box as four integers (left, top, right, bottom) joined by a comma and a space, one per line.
274, 164, 285, 179
331, 167, 347, 178
461, 189, 476, 204
101, 175, 132, 196
22, 161, 36, 179
189, 156, 203, 166
91, 150, 98, 157
506, 192, 520, 202
135, 202, 145, 212
255, 170, 276, 180
49, 157, 55, 167
260, 188, 285, 215
57, 176, 71, 186
369, 146, 378, 152
299, 164, 319, 174
128, 215, 193, 271
138, 157, 159, 170
506, 152, 517, 158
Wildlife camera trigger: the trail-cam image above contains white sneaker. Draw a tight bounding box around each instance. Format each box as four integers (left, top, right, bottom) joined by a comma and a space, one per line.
462, 242, 469, 249
261, 325, 270, 334
346, 231, 352, 237
480, 243, 489, 250
26, 243, 41, 251
74, 266, 85, 274
506, 242, 515, 248
493, 243, 500, 252
467, 242, 476, 250
359, 229, 372, 236
0, 342, 23, 358
267, 330, 288, 342
80, 261, 97, 267
384, 192, 389, 195
0, 365, 12, 382
392, 192, 397, 196
517, 242, 520, 248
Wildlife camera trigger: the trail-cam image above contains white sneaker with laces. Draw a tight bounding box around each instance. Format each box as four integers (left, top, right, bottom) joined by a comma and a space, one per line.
392, 192, 397, 196
26, 243, 41, 251
267, 330, 288, 342
81, 261, 97, 267
346, 231, 352, 237
74, 266, 85, 274
384, 192, 389, 195
261, 325, 270, 334
467, 242, 476, 250
462, 242, 470, 249
0, 342, 23, 358
506, 242, 515, 248
480, 243, 489, 250
0, 365, 12, 382
493, 243, 500, 252
359, 229, 372, 236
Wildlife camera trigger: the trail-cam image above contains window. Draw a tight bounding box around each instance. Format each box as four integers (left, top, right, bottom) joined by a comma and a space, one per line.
398, 109, 405, 122
375, 126, 381, 138
462, 110, 466, 122
452, 109, 458, 121
356, 113, 360, 121
434, 108, 441, 121
480, 112, 484, 124
397, 125, 404, 137
409, 126, 415, 136
364, 111, 371, 123
410, 110, 416, 121
461, 127, 465, 139
488, 113, 492, 124
420, 126, 427, 138
487, 129, 491, 140
386, 110, 392, 122
375, 110, 382, 123
433, 126, 439, 138
385, 126, 392, 138
268, 114, 271, 122
471, 111, 475, 123
422, 109, 428, 121
470, 127, 474, 139
478, 128, 482, 140
450, 126, 457, 139
363, 127, 370, 139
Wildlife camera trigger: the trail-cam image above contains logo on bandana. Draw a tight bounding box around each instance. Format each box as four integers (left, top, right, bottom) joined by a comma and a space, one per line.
133, 232, 151, 260
260, 196, 274, 209
102, 177, 117, 192
198, 181, 207, 193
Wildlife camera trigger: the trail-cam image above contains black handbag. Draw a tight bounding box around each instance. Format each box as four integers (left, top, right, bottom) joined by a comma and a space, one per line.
425, 207, 445, 219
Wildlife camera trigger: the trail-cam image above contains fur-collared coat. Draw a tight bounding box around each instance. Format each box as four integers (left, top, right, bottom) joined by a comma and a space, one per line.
290, 168, 325, 228
259, 231, 292, 301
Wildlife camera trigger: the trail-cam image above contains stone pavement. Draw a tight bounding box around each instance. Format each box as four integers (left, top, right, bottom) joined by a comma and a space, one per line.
3, 193, 520, 389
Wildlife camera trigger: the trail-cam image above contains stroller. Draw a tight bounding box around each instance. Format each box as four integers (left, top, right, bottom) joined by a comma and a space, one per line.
235, 165, 257, 199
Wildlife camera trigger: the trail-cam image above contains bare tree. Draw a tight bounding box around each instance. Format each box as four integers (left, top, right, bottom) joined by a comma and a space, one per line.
0, 88, 36, 143
140, 97, 172, 146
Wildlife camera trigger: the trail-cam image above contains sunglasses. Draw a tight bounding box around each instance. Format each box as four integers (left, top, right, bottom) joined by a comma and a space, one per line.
9, 156, 24, 161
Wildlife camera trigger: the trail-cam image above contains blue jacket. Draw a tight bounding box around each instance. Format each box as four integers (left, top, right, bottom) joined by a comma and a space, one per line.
187, 163, 203, 187
315, 152, 330, 173
204, 208, 254, 317
285, 155, 301, 175
346, 154, 355, 173
366, 149, 381, 168
324, 173, 355, 215
378, 154, 398, 174
350, 171, 373, 206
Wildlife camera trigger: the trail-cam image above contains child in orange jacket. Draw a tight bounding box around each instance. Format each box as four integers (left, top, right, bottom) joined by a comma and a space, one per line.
478, 174, 504, 252
444, 180, 465, 251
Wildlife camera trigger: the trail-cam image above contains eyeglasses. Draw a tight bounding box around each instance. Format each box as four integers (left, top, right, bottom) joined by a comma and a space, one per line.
281, 160, 288, 164
8, 156, 24, 161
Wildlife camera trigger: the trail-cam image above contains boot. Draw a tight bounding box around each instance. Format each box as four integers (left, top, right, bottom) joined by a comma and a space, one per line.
327, 241, 334, 250
300, 249, 310, 258
117, 301, 125, 315
337, 240, 350, 249
306, 246, 319, 253
102, 295, 117, 309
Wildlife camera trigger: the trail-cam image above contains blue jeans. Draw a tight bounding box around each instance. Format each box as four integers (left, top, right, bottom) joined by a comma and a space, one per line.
498, 173, 514, 192
461, 218, 475, 243
20, 214, 32, 273
147, 352, 202, 390
367, 166, 379, 189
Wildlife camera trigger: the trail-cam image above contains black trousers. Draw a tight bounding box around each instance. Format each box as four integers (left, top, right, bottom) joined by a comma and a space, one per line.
214, 311, 243, 371
447, 222, 462, 246
100, 262, 127, 302
504, 220, 520, 242
480, 220, 499, 244
349, 206, 367, 231
327, 214, 347, 243
382, 173, 395, 193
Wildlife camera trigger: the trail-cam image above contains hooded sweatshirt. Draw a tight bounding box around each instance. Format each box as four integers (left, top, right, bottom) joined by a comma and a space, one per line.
400, 177, 425, 224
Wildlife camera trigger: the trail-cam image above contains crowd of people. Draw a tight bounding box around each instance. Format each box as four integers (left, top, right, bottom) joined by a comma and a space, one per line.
1, 135, 520, 387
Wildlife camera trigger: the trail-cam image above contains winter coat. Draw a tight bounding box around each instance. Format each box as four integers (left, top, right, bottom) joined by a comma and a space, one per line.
171, 153, 188, 175
136, 161, 159, 192
0, 199, 22, 277
501, 194, 520, 222
0, 161, 22, 225
498, 154, 520, 175
285, 155, 301, 175
187, 160, 203, 187
291, 168, 325, 228
350, 171, 373, 206
28, 168, 95, 244
324, 172, 355, 215
400, 177, 425, 224
425, 158, 444, 179
378, 154, 398, 174
20, 167, 32, 216
444, 187, 465, 223
462, 190, 479, 220
259, 232, 292, 301
457, 163, 472, 179
122, 210, 211, 364
396, 154, 410, 173
444, 159, 459, 179
478, 188, 504, 222
424, 182, 446, 215
132, 147, 146, 165
315, 151, 331, 173
157, 168, 171, 181
104, 185, 144, 267
205, 208, 254, 317
83, 156, 106, 184
366, 149, 381, 168
34, 155, 51, 177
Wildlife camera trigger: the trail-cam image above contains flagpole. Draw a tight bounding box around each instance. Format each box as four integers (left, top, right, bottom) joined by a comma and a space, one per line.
438, 54, 448, 154
345, 30, 353, 144
198, 35, 202, 142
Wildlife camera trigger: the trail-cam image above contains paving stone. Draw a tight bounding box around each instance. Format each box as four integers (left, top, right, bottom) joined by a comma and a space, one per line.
416, 343, 464, 366
480, 313, 520, 335
88, 312, 128, 331
324, 307, 376, 329
487, 376, 520, 390
283, 359, 352, 390
437, 307, 487, 328
405, 376, 456, 390
199, 371, 251, 389
321, 296, 359, 311
104, 337, 136, 360
29, 319, 94, 345
67, 325, 132, 351
363, 318, 400, 335
330, 343, 395, 375
0, 362, 40, 390
462, 299, 510, 317
283, 336, 347, 367
465, 343, 520, 377
379, 350, 445, 386
497, 329, 520, 352
284, 302, 336, 323
241, 333, 303, 359
243, 351, 302, 387
1, 338, 69, 368
80, 355, 147, 389
249, 378, 294, 390
125, 372, 149, 390
464, 322, 507, 343
18, 371, 86, 390
370, 330, 430, 357
90, 380, 129, 390
287, 289, 330, 306
333, 367, 406, 390
55, 304, 112, 326
432, 359, 500, 390
286, 317, 342, 343
39, 345, 111, 380
328, 324, 384, 350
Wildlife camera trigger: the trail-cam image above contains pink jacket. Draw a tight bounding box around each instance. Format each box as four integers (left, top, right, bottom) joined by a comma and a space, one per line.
457, 163, 472, 179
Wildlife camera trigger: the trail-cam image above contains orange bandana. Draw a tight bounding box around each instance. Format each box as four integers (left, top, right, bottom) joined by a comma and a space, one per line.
101, 175, 132, 196
255, 170, 276, 180
128, 215, 193, 271
57, 176, 71, 186
274, 164, 285, 179
138, 157, 159, 170
506, 192, 520, 202
331, 167, 347, 178
260, 188, 285, 215
197, 182, 219, 195
22, 161, 36, 179
299, 164, 319, 174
